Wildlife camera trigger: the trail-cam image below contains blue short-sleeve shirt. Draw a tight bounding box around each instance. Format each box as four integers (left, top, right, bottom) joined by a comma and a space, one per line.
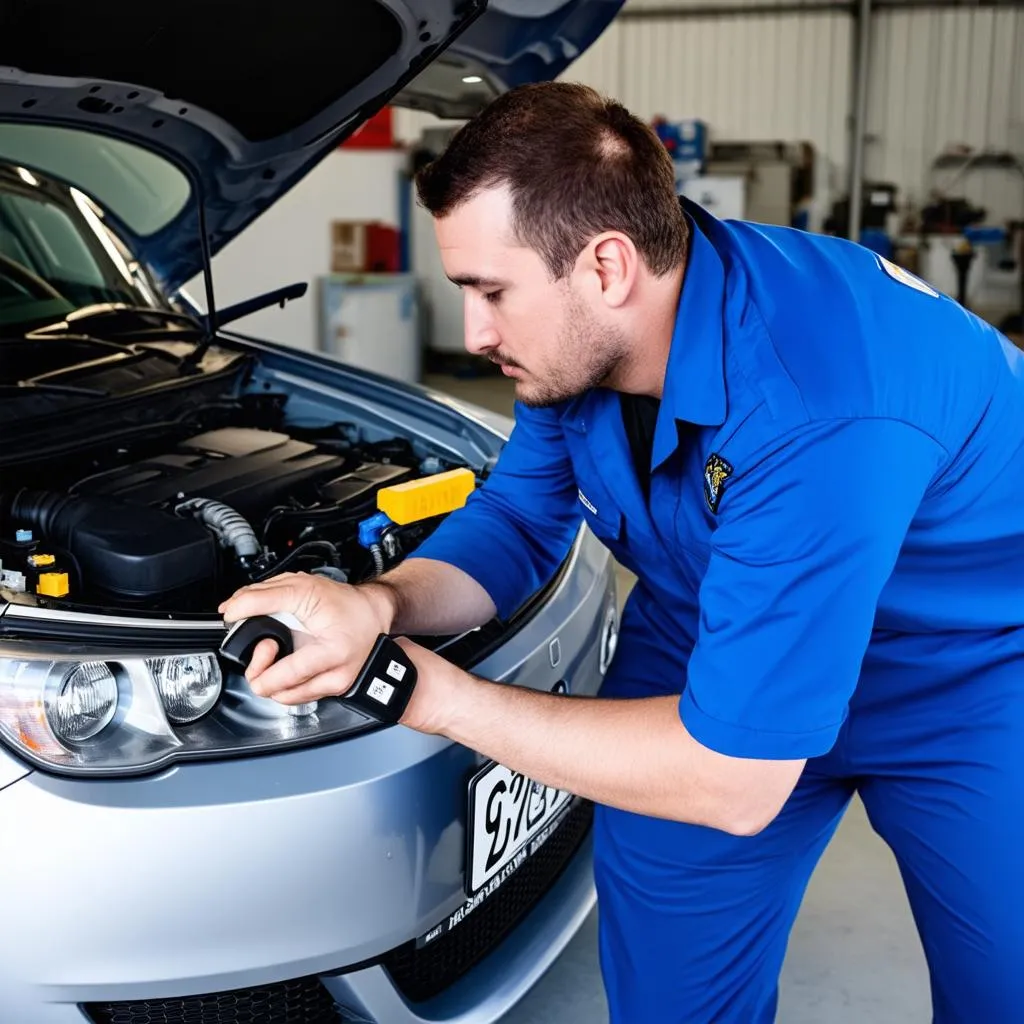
414, 198, 1024, 761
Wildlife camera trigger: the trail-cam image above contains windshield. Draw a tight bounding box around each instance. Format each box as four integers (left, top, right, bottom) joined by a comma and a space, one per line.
0, 164, 170, 330
0, 124, 191, 236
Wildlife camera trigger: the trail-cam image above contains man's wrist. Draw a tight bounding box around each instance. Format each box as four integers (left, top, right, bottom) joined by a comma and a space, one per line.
357, 578, 401, 635
396, 638, 477, 736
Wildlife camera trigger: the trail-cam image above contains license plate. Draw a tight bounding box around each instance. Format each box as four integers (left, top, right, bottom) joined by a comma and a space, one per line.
465, 761, 572, 895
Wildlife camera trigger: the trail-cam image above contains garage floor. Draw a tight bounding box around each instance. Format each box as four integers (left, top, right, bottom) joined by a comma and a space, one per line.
423, 371, 932, 1023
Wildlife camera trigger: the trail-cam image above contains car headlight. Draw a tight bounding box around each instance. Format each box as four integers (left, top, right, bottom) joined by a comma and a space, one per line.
0, 645, 375, 777
45, 661, 119, 741
147, 654, 221, 724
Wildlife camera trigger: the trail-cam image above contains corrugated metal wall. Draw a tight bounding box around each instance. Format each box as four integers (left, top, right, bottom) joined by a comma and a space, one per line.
568, 3, 852, 192
397, 2, 1024, 221
866, 6, 1024, 222
396, 6, 853, 203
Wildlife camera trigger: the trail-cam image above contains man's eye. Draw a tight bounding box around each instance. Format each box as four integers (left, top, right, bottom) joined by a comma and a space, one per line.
483, 291, 503, 305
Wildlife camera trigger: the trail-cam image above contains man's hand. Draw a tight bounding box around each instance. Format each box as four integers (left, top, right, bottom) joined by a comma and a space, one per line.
217, 573, 397, 706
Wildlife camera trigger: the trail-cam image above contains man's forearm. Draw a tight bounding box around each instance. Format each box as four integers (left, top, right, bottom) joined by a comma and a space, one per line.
361, 556, 498, 636
404, 654, 806, 837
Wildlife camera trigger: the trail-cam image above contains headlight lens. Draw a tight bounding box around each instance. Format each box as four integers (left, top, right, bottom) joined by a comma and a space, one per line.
0, 645, 373, 776
147, 654, 221, 723
44, 661, 118, 741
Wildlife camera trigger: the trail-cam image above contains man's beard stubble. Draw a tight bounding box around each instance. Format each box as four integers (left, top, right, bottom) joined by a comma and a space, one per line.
515, 292, 628, 409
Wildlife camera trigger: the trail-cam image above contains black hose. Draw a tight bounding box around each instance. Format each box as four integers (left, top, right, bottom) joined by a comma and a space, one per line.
371, 543, 385, 577
261, 502, 371, 544
5, 488, 67, 533
252, 540, 341, 582
259, 502, 304, 544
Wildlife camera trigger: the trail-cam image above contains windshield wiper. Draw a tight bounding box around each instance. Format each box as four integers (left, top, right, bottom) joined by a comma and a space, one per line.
212, 282, 308, 329
51, 283, 307, 344
23, 282, 307, 375
0, 381, 108, 398
31, 303, 205, 339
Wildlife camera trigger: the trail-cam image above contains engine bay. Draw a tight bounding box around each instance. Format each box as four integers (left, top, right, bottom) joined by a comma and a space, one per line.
0, 403, 477, 615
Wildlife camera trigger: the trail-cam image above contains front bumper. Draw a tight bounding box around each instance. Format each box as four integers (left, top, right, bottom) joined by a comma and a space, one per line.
0, 530, 614, 1024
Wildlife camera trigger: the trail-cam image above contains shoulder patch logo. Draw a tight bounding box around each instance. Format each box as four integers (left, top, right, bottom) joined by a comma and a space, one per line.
704, 453, 732, 513
877, 255, 939, 298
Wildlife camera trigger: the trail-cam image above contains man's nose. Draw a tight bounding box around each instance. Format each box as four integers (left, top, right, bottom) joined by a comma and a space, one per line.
464, 293, 500, 356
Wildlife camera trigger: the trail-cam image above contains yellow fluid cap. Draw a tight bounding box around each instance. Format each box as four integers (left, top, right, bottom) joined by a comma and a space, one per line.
377, 467, 475, 525
28, 553, 56, 568
37, 572, 69, 598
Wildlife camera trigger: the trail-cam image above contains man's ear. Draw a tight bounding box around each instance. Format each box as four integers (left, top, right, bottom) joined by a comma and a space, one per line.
582, 232, 639, 309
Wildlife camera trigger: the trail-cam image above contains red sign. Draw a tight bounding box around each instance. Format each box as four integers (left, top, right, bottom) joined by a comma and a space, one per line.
342, 106, 394, 149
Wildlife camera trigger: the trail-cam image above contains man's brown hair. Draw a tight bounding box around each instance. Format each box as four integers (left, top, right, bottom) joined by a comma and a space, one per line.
415, 82, 688, 280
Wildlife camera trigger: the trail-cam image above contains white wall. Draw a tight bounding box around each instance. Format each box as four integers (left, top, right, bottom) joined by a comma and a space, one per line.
184, 148, 408, 351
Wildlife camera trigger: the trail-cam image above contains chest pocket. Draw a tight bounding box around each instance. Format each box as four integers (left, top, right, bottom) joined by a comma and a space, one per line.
576, 479, 623, 543
562, 429, 625, 545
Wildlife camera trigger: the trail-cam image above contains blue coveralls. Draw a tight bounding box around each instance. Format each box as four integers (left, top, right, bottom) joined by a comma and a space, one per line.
415, 198, 1024, 1022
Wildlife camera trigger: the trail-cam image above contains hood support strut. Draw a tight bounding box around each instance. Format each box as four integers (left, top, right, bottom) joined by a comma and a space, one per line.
179, 176, 219, 372
196, 196, 218, 336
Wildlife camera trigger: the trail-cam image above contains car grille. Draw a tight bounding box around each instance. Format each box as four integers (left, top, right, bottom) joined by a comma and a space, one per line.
82, 975, 344, 1024
380, 798, 594, 1003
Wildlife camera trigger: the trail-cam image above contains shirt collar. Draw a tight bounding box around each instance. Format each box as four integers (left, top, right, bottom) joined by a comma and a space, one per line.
651, 206, 729, 469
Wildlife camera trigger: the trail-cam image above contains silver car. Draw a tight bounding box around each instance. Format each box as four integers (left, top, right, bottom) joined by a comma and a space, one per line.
0, 2, 623, 1021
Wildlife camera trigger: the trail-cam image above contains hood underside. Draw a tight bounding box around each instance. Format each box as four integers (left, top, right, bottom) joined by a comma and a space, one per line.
0, 0, 624, 292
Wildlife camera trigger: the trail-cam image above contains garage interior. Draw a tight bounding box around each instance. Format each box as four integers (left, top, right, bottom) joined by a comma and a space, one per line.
182, 1, 1022, 1020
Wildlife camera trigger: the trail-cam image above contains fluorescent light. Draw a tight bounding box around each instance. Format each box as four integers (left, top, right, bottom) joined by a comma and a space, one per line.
16, 167, 38, 186
462, 75, 483, 84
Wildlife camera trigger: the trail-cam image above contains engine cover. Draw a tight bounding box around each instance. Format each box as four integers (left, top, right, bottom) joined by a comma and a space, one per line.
71, 428, 352, 517
9, 489, 216, 600
5, 427, 420, 606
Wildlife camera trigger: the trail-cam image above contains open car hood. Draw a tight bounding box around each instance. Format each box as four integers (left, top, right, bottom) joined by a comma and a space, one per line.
0, 0, 623, 293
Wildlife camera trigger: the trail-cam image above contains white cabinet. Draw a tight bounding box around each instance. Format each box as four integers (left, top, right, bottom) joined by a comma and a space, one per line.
317, 273, 421, 384
681, 175, 747, 222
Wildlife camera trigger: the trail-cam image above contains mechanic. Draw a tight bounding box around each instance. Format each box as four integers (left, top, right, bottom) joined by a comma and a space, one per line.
219, 83, 1024, 1022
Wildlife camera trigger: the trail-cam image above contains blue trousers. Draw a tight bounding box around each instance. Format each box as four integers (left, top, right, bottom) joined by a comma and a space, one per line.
593, 629, 1024, 1023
